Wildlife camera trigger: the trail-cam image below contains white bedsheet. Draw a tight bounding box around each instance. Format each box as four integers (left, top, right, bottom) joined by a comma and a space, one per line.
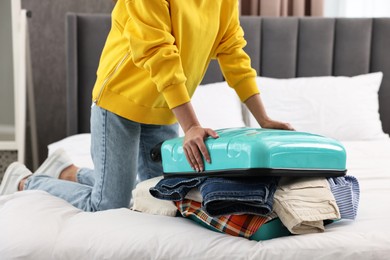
1, 137, 390, 260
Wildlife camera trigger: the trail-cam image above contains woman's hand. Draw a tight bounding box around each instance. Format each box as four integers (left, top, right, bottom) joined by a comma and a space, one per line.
183, 126, 219, 172
260, 118, 295, 131
245, 93, 294, 131
171, 101, 219, 172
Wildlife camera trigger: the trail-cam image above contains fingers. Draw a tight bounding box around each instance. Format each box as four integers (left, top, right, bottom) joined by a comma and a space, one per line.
197, 139, 211, 164
205, 128, 220, 139
280, 122, 295, 131
263, 119, 295, 131
285, 123, 295, 131
184, 137, 208, 172
183, 127, 218, 172
201, 129, 219, 163
183, 146, 199, 171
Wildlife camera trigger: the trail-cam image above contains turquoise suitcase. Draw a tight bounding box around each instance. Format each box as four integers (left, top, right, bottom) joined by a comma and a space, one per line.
160, 128, 347, 178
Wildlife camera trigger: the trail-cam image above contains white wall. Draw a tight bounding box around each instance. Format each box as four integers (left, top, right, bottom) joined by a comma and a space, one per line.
324, 0, 390, 17
0, 0, 15, 138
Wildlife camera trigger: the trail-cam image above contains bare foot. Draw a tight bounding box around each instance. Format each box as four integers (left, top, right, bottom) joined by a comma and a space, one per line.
59, 165, 79, 182
18, 175, 31, 191
18, 165, 79, 190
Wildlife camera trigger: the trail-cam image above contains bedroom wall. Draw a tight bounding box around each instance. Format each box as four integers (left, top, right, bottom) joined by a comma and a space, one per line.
0, 0, 15, 139
21, 0, 115, 168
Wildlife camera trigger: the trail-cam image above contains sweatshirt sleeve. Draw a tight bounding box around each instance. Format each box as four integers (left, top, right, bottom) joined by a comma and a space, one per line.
214, 1, 259, 102
124, 0, 190, 109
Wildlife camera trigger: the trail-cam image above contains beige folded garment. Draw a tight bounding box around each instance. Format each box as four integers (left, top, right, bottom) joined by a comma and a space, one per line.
131, 176, 178, 216
273, 177, 340, 235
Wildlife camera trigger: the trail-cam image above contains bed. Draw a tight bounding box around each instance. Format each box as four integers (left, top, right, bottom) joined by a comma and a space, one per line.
0, 14, 390, 259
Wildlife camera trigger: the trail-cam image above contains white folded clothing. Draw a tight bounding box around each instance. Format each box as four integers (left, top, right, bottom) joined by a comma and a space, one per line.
131, 176, 178, 216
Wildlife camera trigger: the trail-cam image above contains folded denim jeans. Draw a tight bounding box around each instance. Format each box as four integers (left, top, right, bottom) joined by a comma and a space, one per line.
199, 177, 279, 217
149, 177, 206, 201
150, 176, 279, 217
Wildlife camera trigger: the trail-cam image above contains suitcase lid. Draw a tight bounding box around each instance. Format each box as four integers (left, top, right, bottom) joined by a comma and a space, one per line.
161, 128, 347, 177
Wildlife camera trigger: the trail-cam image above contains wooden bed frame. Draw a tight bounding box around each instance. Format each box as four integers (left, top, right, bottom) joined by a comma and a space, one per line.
66, 14, 390, 136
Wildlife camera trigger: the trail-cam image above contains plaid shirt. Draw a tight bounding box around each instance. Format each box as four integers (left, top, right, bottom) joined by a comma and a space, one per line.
175, 199, 277, 238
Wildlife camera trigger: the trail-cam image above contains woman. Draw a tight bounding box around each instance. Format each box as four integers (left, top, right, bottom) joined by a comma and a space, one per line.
0, 0, 292, 211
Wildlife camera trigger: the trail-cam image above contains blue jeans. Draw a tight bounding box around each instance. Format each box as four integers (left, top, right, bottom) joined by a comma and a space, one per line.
200, 177, 278, 217
150, 176, 279, 217
149, 177, 207, 200
24, 105, 178, 211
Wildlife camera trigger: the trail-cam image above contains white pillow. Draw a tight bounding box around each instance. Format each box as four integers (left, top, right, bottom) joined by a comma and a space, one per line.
48, 133, 93, 169
179, 81, 245, 136
248, 72, 388, 141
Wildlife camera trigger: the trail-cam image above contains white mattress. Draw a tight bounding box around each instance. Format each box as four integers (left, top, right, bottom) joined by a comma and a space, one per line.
1, 136, 390, 260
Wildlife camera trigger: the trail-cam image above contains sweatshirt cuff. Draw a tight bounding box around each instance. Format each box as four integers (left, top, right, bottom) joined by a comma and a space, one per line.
162, 83, 191, 109
233, 77, 260, 102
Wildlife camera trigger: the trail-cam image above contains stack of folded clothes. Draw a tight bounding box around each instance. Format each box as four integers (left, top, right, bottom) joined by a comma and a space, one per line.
132, 175, 359, 241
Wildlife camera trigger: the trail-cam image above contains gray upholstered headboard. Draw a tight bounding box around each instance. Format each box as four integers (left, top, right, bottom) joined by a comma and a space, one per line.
66, 13, 390, 136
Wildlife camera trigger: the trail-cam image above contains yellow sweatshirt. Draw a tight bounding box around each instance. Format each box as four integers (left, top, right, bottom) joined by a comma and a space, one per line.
92, 0, 259, 125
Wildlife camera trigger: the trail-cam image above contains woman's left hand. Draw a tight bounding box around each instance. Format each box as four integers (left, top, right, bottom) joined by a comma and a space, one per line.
244, 94, 295, 131
260, 118, 295, 131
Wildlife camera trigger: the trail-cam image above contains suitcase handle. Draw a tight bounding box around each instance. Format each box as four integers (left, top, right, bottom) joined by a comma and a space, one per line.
150, 141, 163, 162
